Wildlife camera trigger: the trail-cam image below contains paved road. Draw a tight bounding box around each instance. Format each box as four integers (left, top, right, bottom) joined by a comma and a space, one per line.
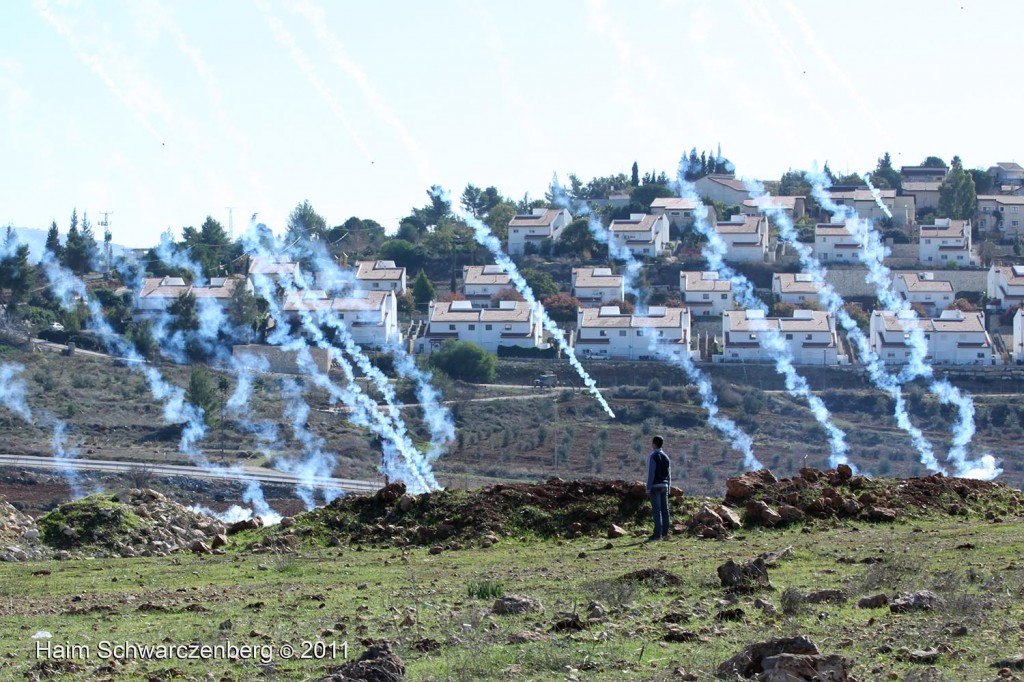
0, 454, 381, 495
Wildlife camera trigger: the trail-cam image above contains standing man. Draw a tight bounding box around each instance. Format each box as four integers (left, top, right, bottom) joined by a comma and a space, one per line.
646, 435, 671, 541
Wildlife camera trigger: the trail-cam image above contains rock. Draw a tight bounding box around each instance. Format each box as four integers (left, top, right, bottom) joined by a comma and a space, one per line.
716, 635, 820, 678
22, 529, 39, 541
316, 642, 405, 682
745, 500, 782, 527
840, 498, 862, 516
397, 494, 415, 513
664, 626, 698, 642
804, 589, 847, 604
993, 654, 1024, 670
227, 518, 262, 535
716, 505, 742, 529
757, 546, 794, 565
428, 546, 443, 555
907, 648, 940, 664
864, 506, 898, 522
798, 467, 820, 482
587, 601, 606, 620
375, 482, 407, 504
669, 486, 685, 499
725, 470, 778, 503
753, 598, 777, 614
210, 534, 228, 549
890, 590, 943, 613
717, 557, 771, 593
492, 595, 542, 615
607, 524, 627, 539
508, 630, 547, 644
190, 540, 211, 555
279, 516, 295, 528
775, 505, 805, 525
550, 614, 588, 632
715, 607, 744, 621
760, 653, 853, 681
836, 464, 853, 481
857, 594, 888, 609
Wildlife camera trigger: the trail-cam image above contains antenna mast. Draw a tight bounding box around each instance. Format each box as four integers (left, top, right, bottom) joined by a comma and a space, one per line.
225, 207, 235, 239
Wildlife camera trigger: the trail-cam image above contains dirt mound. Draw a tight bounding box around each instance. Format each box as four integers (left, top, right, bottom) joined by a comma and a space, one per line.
37, 489, 227, 558
721, 467, 1023, 527
617, 568, 684, 588
271, 479, 696, 548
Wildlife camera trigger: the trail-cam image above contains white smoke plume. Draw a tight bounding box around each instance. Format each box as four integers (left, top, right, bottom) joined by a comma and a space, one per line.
0, 363, 33, 422
431, 186, 616, 418
806, 170, 1000, 480
549, 176, 760, 469
743, 178, 943, 474
240, 223, 439, 494
674, 158, 851, 469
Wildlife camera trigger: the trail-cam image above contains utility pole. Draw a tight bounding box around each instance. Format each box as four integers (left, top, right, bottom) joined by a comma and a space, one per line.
99, 211, 113, 276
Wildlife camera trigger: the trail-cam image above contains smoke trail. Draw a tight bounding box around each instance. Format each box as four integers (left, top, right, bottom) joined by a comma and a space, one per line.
432, 186, 615, 418
673, 159, 850, 468
807, 171, 1000, 479
0, 363, 33, 422
863, 175, 894, 219
304, 242, 456, 461
50, 422, 87, 499
743, 178, 943, 474
241, 223, 439, 493
549, 177, 760, 469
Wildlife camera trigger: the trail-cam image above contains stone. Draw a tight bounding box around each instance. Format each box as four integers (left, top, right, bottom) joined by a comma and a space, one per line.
607, 524, 627, 539
836, 464, 853, 481
745, 500, 782, 527
587, 601, 606, 620
316, 642, 404, 682
864, 506, 898, 522
716, 505, 742, 529
798, 467, 820, 482
890, 590, 943, 613
428, 546, 443, 555
857, 594, 888, 609
717, 557, 771, 593
716, 635, 820, 678
210, 534, 228, 549
907, 648, 940, 664
492, 595, 542, 615
760, 653, 853, 681
725, 470, 778, 503
398, 494, 415, 513
190, 540, 211, 554
777, 505, 805, 523
804, 589, 848, 605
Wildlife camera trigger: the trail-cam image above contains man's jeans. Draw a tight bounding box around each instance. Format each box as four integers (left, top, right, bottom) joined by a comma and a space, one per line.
649, 487, 670, 538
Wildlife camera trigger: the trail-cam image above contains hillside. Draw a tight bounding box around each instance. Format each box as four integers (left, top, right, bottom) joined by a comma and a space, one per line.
0, 472, 1023, 680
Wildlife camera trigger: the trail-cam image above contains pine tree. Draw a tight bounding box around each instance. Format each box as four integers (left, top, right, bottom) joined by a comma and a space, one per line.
938, 156, 978, 220
44, 221, 63, 261
412, 269, 436, 308
631, 161, 639, 187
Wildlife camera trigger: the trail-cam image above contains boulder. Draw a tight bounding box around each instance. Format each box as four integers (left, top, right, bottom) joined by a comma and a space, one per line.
745, 501, 782, 527
492, 595, 542, 615
836, 464, 853, 481
716, 505, 742, 529
716, 635, 819, 678
760, 653, 853, 681
777, 505, 805, 523
890, 590, 943, 613
725, 470, 778, 503
717, 557, 771, 593
857, 594, 888, 609
316, 642, 405, 682
864, 506, 897, 522
803, 589, 847, 605
607, 524, 627, 539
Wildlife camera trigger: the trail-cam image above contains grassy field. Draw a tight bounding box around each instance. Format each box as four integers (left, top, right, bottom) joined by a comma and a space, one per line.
2, 510, 1023, 680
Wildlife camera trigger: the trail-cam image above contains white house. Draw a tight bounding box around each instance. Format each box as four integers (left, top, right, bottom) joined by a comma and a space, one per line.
772, 273, 823, 305
418, 299, 543, 353
249, 255, 302, 286
1013, 308, 1023, 363
354, 260, 407, 294
507, 208, 572, 255
741, 195, 806, 222
329, 290, 402, 348
575, 305, 693, 360
919, 218, 973, 266
608, 213, 670, 258
650, 197, 704, 229
693, 174, 751, 205
977, 195, 1024, 237
135, 276, 252, 315
571, 267, 625, 306
720, 309, 841, 366
987, 264, 1024, 310
988, 162, 1024, 187
826, 188, 914, 227
462, 265, 512, 308
900, 182, 941, 212
892, 272, 954, 315
680, 271, 737, 317
869, 309, 996, 366
814, 220, 862, 263
715, 215, 769, 262
900, 165, 948, 184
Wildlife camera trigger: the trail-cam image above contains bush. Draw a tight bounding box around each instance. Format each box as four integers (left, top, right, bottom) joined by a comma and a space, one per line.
428, 340, 497, 383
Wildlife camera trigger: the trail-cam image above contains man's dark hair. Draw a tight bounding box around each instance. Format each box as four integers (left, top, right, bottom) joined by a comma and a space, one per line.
652, 436, 664, 449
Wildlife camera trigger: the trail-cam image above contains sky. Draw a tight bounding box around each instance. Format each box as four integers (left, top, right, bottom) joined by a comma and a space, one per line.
1, 0, 1019, 248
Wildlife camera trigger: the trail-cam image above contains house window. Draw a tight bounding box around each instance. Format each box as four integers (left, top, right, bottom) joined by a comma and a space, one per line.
721, 294, 727, 299
468, 324, 475, 330
600, 330, 608, 337
1014, 221, 1021, 227
805, 334, 812, 340
1013, 207, 1020, 213
925, 239, 931, 244
619, 330, 627, 336
373, 283, 379, 288
449, 324, 456, 330
978, 352, 986, 358
338, 314, 345, 319
785, 333, 793, 340
637, 330, 644, 336
504, 324, 512, 331
485, 324, 492, 331
702, 293, 710, 300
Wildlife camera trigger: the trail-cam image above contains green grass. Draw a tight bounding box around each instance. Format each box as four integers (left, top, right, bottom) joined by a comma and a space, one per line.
2, 514, 1024, 680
